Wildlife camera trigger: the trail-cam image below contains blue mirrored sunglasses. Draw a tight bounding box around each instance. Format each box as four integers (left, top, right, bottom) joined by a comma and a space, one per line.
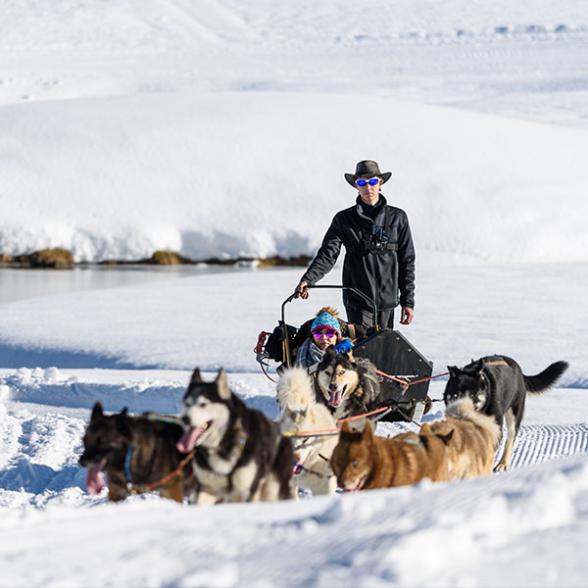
355, 177, 380, 187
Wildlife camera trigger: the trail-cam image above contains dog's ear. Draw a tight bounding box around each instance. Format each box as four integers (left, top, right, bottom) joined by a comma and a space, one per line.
115, 408, 131, 437
437, 429, 454, 446
190, 368, 203, 385
361, 419, 373, 438
90, 402, 104, 420
340, 421, 353, 434
419, 423, 432, 435
215, 368, 231, 400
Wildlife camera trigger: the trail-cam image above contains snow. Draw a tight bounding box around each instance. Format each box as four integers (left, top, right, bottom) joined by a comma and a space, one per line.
1, 0, 588, 586
2, 91, 588, 264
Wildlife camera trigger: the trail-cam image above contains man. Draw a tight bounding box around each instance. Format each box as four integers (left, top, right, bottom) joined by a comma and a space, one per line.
295, 160, 415, 330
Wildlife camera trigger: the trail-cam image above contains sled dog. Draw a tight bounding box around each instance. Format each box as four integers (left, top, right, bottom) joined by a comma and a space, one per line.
420, 397, 501, 479
444, 355, 568, 471
330, 420, 452, 491
315, 347, 380, 420
79, 403, 197, 503
277, 367, 339, 495
178, 368, 294, 503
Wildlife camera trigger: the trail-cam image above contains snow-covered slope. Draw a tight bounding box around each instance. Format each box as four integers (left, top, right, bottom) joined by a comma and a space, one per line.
1, 92, 587, 263
1, 1, 588, 262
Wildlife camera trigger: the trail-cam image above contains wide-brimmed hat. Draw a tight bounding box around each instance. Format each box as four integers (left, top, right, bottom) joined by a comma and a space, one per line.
344, 160, 392, 187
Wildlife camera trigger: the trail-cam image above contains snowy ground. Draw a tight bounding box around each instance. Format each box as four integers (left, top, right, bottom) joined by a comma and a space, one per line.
1, 265, 587, 587
1, 365, 587, 587
1, 1, 588, 586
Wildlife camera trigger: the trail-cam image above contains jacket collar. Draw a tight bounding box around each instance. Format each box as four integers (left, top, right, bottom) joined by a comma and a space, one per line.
355, 194, 387, 224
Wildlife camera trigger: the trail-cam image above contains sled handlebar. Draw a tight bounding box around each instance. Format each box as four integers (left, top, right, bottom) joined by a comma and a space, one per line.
281, 285, 378, 367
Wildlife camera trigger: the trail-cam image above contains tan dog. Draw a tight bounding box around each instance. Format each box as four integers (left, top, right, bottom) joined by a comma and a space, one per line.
277, 367, 339, 495
420, 397, 501, 479
330, 420, 452, 491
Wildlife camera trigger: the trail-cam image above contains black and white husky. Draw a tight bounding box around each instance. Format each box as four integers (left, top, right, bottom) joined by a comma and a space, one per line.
177, 368, 294, 503
444, 355, 568, 471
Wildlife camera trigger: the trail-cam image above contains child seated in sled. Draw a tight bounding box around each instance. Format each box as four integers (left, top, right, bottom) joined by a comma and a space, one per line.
295, 307, 356, 372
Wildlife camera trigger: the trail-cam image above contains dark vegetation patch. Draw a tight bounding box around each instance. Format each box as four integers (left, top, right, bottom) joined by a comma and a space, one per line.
0, 248, 75, 269
0, 249, 311, 269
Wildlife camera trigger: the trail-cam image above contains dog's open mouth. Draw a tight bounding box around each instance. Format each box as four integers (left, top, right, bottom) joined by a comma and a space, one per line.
328, 385, 347, 408
293, 462, 305, 476
345, 473, 368, 492
177, 421, 212, 452
86, 458, 107, 495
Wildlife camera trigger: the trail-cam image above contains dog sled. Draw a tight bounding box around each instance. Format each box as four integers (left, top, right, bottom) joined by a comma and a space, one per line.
254, 285, 433, 423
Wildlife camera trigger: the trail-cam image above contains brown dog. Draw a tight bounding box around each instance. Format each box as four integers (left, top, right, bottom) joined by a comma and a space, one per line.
420, 397, 501, 480
79, 403, 197, 502
330, 420, 452, 491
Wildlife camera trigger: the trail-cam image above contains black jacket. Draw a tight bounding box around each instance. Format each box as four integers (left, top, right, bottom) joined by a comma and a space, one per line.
301, 195, 415, 311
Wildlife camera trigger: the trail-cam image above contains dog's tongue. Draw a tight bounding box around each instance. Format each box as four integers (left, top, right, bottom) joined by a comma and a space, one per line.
293, 463, 304, 476
86, 463, 105, 495
177, 424, 207, 453
329, 389, 343, 408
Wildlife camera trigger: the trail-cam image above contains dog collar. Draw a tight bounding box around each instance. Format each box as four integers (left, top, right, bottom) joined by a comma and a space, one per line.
124, 445, 133, 484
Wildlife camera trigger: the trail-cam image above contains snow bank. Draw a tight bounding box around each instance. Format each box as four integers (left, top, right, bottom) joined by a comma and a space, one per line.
1, 92, 586, 264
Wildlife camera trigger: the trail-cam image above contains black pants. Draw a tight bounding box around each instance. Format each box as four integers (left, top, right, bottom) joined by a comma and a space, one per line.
345, 306, 395, 330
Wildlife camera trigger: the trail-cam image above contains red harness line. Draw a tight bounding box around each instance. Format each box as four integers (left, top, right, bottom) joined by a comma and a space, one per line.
129, 451, 194, 494
283, 370, 450, 438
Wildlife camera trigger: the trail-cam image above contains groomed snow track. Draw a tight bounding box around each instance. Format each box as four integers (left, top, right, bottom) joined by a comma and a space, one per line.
384, 421, 588, 470
510, 423, 588, 469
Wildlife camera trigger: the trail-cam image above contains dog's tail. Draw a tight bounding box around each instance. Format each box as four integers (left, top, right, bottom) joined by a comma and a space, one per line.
523, 361, 569, 394
277, 367, 315, 411
445, 397, 501, 448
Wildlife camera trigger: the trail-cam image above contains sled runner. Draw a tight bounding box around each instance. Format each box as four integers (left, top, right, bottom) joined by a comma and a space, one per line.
254, 285, 433, 423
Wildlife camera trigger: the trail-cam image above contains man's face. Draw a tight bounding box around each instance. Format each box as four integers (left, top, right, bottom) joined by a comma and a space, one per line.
356, 176, 382, 206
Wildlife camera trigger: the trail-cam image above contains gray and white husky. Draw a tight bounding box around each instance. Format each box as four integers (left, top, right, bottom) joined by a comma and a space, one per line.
277, 367, 339, 496
177, 368, 294, 503
315, 347, 381, 421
